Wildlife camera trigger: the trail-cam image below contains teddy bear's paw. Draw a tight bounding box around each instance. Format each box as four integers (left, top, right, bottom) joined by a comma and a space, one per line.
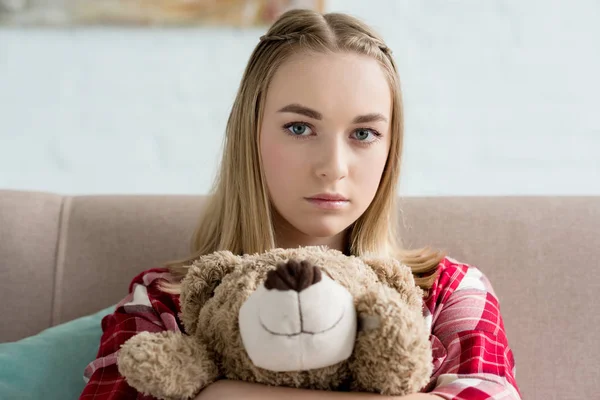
117, 331, 218, 400
350, 286, 433, 396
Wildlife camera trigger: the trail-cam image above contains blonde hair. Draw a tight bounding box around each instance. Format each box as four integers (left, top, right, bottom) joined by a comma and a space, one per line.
161, 9, 445, 294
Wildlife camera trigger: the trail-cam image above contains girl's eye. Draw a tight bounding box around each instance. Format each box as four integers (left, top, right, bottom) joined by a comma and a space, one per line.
285, 122, 313, 137
353, 128, 380, 142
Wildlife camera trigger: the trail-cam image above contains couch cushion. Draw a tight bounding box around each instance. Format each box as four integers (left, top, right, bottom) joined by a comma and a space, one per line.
0, 190, 63, 342
54, 195, 206, 324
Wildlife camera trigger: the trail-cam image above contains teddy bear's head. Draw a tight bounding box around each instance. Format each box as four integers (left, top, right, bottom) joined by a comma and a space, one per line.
179, 246, 430, 392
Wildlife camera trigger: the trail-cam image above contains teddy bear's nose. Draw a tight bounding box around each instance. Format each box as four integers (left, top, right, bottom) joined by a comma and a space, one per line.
264, 260, 322, 292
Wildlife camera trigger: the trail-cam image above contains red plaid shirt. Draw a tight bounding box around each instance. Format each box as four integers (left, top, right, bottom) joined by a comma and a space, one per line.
79, 257, 521, 400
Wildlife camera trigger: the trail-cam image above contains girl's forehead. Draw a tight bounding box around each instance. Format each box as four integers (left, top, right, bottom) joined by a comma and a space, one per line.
264, 51, 392, 119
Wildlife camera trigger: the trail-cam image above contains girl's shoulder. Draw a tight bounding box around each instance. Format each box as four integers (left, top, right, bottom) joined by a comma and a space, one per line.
423, 256, 498, 315
434, 256, 496, 294
126, 266, 173, 293
115, 267, 181, 316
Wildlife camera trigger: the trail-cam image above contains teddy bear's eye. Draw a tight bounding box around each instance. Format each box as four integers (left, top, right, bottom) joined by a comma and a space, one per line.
357, 315, 380, 332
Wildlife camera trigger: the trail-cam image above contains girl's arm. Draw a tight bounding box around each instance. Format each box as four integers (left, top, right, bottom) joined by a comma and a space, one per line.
422, 259, 522, 399
196, 380, 444, 399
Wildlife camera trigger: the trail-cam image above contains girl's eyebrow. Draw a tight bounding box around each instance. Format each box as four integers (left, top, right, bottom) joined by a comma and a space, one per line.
277, 103, 388, 123
278, 103, 322, 120
352, 113, 388, 124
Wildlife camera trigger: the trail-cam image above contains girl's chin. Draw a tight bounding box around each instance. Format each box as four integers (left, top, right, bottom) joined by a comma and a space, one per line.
295, 221, 352, 242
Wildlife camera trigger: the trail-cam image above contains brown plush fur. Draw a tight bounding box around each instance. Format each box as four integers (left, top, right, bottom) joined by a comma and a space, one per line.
117, 246, 432, 400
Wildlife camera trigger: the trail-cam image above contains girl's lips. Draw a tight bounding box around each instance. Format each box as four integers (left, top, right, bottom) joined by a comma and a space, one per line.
307, 193, 349, 201
305, 198, 350, 210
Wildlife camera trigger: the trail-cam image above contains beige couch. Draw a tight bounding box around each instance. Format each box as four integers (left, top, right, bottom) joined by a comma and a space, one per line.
1, 189, 598, 399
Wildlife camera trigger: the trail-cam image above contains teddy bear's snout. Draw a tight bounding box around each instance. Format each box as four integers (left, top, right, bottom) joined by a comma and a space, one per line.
258, 260, 343, 337
264, 260, 322, 292
238, 260, 357, 372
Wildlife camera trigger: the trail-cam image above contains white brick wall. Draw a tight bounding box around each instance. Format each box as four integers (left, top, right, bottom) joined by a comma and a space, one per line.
1, 0, 598, 195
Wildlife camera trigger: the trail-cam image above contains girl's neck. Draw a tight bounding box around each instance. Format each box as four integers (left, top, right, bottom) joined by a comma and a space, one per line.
272, 213, 349, 254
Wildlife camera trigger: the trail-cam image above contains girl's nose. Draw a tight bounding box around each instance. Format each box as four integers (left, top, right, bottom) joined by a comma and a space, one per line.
313, 138, 348, 181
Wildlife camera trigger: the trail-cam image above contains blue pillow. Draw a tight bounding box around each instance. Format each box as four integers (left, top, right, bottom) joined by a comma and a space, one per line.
0, 305, 115, 400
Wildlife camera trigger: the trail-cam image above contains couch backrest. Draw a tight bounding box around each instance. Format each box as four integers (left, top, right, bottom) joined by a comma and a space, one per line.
1, 190, 598, 399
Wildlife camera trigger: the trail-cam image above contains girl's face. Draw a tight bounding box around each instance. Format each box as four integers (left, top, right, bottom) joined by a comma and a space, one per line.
259, 51, 392, 248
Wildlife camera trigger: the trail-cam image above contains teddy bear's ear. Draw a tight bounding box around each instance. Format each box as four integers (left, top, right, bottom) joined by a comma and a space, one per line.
359, 255, 424, 308
180, 250, 240, 335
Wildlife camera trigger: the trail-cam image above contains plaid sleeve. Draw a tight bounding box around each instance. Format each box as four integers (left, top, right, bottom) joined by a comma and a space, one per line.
79, 268, 182, 400
420, 258, 522, 400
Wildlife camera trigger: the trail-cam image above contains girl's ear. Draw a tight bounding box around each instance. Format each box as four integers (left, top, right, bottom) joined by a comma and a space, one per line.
359, 255, 424, 308
180, 251, 241, 335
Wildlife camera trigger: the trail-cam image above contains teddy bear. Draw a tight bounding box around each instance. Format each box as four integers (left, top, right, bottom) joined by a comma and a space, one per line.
117, 246, 433, 400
